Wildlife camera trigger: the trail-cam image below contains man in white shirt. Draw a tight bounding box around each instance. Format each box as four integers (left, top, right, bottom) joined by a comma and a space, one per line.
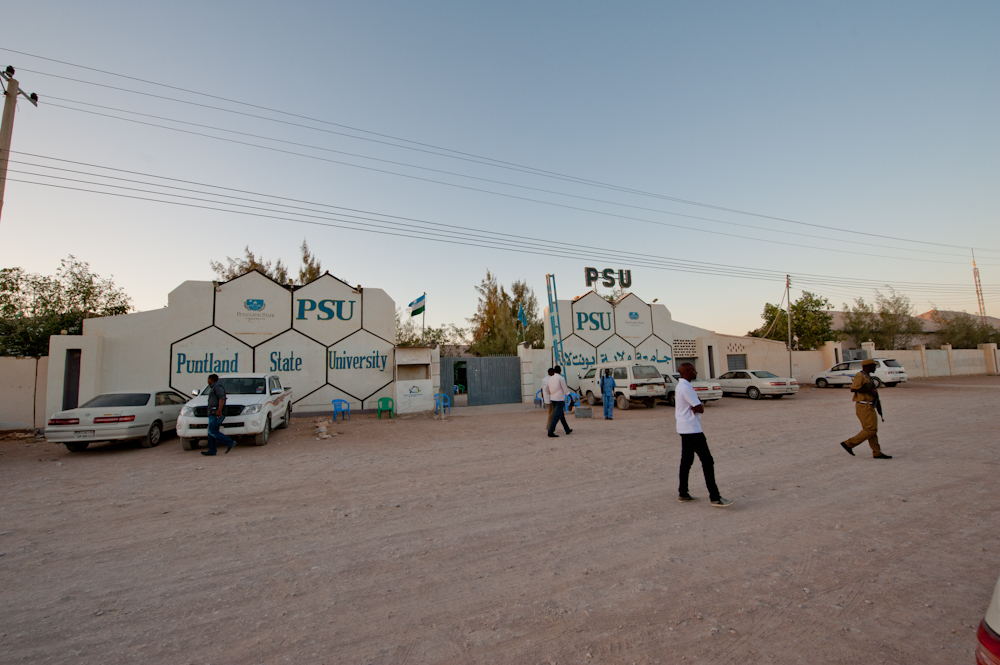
675, 363, 733, 507
541, 367, 554, 432
546, 366, 573, 438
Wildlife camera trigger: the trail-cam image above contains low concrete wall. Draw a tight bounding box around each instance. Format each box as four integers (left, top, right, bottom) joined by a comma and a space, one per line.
951, 349, 986, 375
0, 357, 48, 431
925, 349, 950, 377
890, 350, 925, 377
518, 345, 553, 404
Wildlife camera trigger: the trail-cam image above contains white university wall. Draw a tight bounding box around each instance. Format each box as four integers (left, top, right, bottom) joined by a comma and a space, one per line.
46, 271, 397, 417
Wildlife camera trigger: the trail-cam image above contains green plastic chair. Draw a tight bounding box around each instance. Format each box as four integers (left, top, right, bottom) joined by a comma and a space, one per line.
377, 397, 394, 419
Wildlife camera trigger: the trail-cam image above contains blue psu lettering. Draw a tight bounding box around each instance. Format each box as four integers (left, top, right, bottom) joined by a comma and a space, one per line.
328, 350, 388, 372
175, 352, 238, 374
296, 299, 356, 321
270, 351, 303, 372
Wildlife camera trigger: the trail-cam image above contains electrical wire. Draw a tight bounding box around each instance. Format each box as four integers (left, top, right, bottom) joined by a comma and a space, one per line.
5, 47, 998, 255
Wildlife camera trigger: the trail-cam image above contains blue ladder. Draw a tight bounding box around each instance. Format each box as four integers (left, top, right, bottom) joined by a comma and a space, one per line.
545, 274, 565, 368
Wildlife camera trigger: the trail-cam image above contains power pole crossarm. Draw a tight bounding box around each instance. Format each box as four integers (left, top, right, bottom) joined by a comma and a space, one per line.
0, 66, 40, 227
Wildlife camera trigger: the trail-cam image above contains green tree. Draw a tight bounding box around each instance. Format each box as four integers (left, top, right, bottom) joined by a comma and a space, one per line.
0, 256, 132, 357
930, 309, 1000, 348
297, 240, 323, 285
748, 291, 837, 350
467, 270, 544, 356
842, 289, 924, 350
211, 240, 325, 285
394, 308, 467, 349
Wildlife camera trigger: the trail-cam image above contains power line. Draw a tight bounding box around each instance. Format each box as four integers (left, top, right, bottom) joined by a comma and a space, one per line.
5, 47, 998, 255
31, 102, 1000, 269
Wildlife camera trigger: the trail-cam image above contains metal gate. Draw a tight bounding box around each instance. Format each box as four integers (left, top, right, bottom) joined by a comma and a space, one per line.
441, 356, 521, 406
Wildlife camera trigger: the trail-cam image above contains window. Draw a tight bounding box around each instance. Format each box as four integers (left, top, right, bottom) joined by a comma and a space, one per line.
632, 366, 662, 379
202, 378, 266, 395
727, 354, 747, 371
884, 360, 903, 368
80, 393, 151, 408
269, 377, 280, 393
156, 392, 172, 406
613, 368, 628, 380
848, 362, 862, 370
752, 371, 778, 379
582, 369, 597, 379
735, 372, 751, 379
832, 363, 848, 371
167, 393, 188, 404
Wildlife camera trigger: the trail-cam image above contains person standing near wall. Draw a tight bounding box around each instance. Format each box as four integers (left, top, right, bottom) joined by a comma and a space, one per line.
542, 367, 554, 432
547, 366, 573, 438
675, 363, 733, 507
600, 368, 616, 420
840, 358, 892, 459
203, 373, 236, 456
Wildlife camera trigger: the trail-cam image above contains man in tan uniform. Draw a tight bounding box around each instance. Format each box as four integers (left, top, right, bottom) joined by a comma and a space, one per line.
840, 358, 892, 459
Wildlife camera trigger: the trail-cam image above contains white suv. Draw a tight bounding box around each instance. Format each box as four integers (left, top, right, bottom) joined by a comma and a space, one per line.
811, 358, 908, 389
577, 362, 668, 410
177, 373, 293, 449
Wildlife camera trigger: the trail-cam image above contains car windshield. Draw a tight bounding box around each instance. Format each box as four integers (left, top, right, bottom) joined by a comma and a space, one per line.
752, 371, 779, 379
79, 393, 150, 408
201, 378, 267, 395
632, 366, 662, 379
883, 360, 903, 368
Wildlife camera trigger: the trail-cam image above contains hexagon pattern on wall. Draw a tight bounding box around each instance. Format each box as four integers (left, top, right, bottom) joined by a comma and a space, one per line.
291, 274, 362, 345
361, 288, 395, 344
635, 335, 674, 377
170, 327, 253, 394
253, 329, 326, 400
559, 335, 598, 389
327, 329, 395, 400
597, 335, 635, 365
214, 271, 292, 346
614, 294, 652, 345
571, 291, 615, 347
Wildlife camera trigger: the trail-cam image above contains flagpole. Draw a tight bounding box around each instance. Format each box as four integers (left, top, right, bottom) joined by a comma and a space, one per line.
421, 291, 425, 344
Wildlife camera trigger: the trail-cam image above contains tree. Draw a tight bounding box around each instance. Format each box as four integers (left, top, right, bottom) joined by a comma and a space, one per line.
0, 256, 133, 357
930, 310, 1000, 348
394, 308, 468, 350
211, 246, 290, 284
842, 289, 924, 350
298, 240, 323, 285
748, 291, 837, 350
467, 270, 544, 356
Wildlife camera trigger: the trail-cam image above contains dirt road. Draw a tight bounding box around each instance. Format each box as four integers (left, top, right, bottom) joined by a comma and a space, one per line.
1, 376, 998, 663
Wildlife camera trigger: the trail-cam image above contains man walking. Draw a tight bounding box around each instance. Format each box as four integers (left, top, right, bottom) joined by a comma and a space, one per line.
542, 367, 555, 432
600, 368, 616, 420
203, 373, 236, 456
675, 363, 733, 507
840, 358, 892, 459
547, 366, 573, 438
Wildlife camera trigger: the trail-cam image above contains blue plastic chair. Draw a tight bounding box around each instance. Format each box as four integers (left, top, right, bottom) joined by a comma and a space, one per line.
454, 385, 459, 394
534, 389, 544, 407
435, 393, 451, 415
566, 392, 579, 409
331, 399, 351, 422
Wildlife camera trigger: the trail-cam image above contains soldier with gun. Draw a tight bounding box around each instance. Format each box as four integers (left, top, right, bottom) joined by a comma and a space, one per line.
840, 358, 892, 459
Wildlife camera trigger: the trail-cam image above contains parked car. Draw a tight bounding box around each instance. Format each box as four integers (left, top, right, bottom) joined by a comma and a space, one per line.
658, 373, 723, 406
577, 362, 668, 410
717, 370, 799, 399
176, 373, 292, 449
977, 572, 1000, 664
46, 390, 189, 452
811, 358, 908, 389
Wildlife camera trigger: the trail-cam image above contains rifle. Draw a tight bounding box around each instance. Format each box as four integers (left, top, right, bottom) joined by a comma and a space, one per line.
870, 379, 884, 421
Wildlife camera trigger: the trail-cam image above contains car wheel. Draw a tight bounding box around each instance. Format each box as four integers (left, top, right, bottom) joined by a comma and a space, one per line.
586, 391, 597, 406
816, 378, 829, 388
276, 405, 291, 429
886, 382, 897, 387
747, 386, 761, 400
616, 393, 629, 410
666, 391, 675, 407
180, 437, 197, 451
254, 416, 271, 446
772, 394, 783, 399
871, 376, 883, 389
645, 397, 656, 409
141, 421, 162, 448
64, 442, 89, 452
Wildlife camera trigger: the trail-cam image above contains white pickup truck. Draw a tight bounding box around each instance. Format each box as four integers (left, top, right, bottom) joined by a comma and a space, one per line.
176, 373, 292, 449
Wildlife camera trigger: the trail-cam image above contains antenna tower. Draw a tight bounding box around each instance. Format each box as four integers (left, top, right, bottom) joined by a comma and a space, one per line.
973, 250, 986, 325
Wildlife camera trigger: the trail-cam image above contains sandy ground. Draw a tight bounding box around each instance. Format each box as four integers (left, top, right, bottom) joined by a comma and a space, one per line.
1, 376, 998, 664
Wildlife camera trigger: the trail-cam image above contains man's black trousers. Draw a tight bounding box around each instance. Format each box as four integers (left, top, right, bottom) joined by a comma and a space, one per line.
679, 432, 720, 501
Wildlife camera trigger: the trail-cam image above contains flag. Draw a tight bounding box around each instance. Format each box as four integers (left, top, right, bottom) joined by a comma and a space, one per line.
517, 303, 528, 328
408, 294, 426, 317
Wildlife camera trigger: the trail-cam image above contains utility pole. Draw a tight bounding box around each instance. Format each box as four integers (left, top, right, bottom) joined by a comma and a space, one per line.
786, 275, 794, 379
0, 66, 39, 226
973, 250, 987, 325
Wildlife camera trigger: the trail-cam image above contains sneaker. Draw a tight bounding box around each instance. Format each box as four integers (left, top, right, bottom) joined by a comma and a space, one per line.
873, 454, 893, 459
225, 443, 235, 454
200, 451, 216, 456
548, 433, 559, 438
711, 498, 735, 507
565, 429, 573, 435
840, 442, 855, 456
678, 495, 697, 502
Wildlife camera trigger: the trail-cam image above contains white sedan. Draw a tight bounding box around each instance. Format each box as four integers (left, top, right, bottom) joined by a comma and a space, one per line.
45, 390, 189, 452
717, 370, 799, 399
810, 358, 909, 389
662, 374, 723, 405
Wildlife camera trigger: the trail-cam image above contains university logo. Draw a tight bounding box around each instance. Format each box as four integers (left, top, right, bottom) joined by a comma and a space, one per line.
628, 312, 639, 320
244, 299, 266, 312
408, 385, 422, 394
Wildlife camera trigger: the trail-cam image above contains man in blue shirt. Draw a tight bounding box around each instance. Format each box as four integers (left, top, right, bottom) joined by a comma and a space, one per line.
600, 368, 616, 420
203, 374, 236, 456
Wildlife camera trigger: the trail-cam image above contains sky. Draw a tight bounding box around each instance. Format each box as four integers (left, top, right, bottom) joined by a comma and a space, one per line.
1, 1, 998, 338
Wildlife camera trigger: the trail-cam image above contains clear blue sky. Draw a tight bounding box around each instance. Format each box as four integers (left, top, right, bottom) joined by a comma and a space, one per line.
2, 1, 998, 336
